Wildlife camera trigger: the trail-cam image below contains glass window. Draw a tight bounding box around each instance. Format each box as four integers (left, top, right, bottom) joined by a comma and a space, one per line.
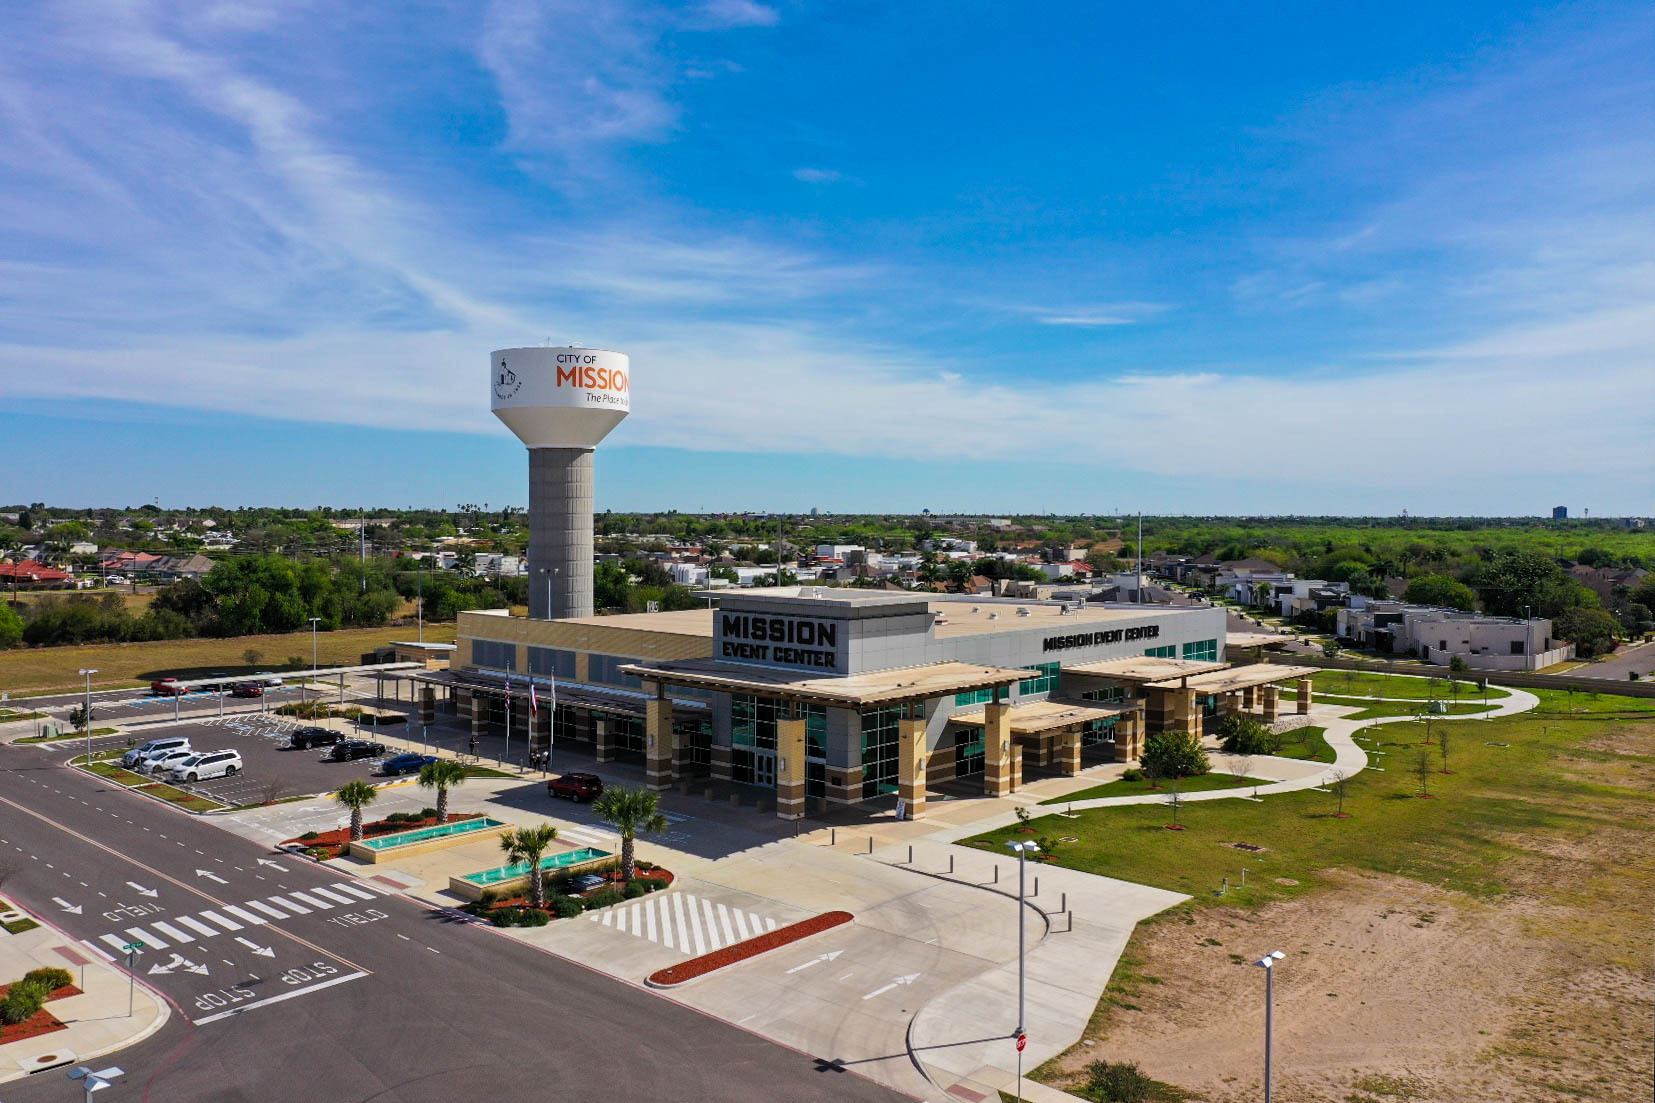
954, 687, 994, 706
471, 639, 517, 671
1081, 717, 1117, 746
1081, 685, 1126, 704
1144, 644, 1177, 659
730, 694, 780, 751
527, 647, 576, 680
1016, 662, 1060, 696
587, 654, 642, 690
953, 725, 985, 775
805, 703, 827, 759
1180, 639, 1218, 663
860, 707, 901, 799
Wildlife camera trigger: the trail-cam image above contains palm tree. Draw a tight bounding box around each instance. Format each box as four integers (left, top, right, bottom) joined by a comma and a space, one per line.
417, 759, 467, 822
500, 824, 559, 907
334, 779, 379, 841
592, 785, 668, 882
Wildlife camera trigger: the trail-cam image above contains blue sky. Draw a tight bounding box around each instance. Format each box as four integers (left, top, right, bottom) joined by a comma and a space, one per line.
2, 0, 1651, 515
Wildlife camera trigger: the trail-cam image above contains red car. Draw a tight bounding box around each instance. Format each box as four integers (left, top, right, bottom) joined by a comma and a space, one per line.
547, 772, 604, 803
149, 677, 182, 696
230, 682, 264, 698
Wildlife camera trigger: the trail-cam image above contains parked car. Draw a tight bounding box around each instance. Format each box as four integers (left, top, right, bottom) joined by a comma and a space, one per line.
324, 739, 388, 762
547, 772, 604, 803
377, 752, 438, 776
289, 727, 341, 750
229, 682, 264, 698
123, 736, 189, 768
143, 748, 196, 776
254, 672, 285, 687
105, 574, 126, 585
168, 750, 242, 782
149, 677, 182, 696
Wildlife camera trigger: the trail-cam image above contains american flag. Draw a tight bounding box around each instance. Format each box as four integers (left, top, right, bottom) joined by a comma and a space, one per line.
529, 682, 538, 719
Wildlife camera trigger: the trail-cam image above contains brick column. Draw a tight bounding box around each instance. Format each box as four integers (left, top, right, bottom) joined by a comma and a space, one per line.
710, 744, 733, 783
897, 707, 927, 819
594, 717, 613, 763
776, 712, 807, 820
1261, 684, 1280, 722
1114, 708, 1145, 763
1296, 676, 1313, 715
1059, 725, 1081, 775
644, 681, 673, 791
419, 685, 436, 726
983, 696, 1014, 797
1170, 687, 1198, 733
1242, 685, 1256, 710
826, 766, 862, 806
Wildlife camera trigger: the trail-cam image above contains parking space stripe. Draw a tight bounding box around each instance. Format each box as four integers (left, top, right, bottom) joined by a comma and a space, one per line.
199, 909, 243, 932
268, 895, 310, 914
175, 915, 221, 938
150, 920, 194, 943
99, 934, 131, 954
221, 904, 265, 926
287, 890, 333, 910
330, 882, 375, 901
244, 900, 288, 920
124, 926, 167, 950
309, 887, 356, 906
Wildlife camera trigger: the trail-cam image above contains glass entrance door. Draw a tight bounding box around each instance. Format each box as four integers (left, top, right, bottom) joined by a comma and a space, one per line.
753, 751, 776, 788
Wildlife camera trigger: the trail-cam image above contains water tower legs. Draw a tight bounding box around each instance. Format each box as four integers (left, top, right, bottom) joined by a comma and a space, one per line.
528, 447, 594, 620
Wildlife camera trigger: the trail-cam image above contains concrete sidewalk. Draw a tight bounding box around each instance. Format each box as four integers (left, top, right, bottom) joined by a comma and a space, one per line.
0, 918, 169, 1083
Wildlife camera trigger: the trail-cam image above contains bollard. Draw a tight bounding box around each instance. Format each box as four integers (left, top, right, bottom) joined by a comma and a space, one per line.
831, 827, 837, 847
948, 854, 955, 875
1060, 891, 1066, 913
868, 836, 875, 854
1033, 875, 1039, 897
907, 844, 913, 864
1241, 867, 1247, 887
1222, 876, 1228, 895
992, 865, 999, 884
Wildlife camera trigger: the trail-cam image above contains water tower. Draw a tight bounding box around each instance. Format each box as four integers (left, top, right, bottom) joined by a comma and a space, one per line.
490, 347, 631, 620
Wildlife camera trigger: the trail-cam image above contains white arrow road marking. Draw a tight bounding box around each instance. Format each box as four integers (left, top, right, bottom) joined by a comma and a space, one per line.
195, 869, 228, 884
861, 973, 921, 1001
235, 936, 275, 958
127, 881, 159, 898
785, 950, 844, 975
256, 858, 287, 870
52, 896, 82, 915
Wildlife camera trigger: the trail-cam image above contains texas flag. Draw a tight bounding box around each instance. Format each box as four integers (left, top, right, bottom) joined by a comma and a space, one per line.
529, 682, 539, 719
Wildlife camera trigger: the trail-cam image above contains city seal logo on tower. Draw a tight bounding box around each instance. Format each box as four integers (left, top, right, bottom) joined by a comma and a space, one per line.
493, 358, 522, 400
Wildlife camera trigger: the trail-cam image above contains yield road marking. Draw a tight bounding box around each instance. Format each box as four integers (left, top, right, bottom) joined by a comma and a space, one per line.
861, 973, 921, 1001
785, 950, 844, 975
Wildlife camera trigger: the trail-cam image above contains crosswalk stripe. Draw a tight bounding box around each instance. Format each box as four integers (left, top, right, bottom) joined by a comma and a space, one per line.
268, 895, 309, 914
125, 926, 167, 950
150, 920, 194, 943
287, 890, 332, 910
733, 908, 751, 940
716, 902, 736, 947
658, 894, 675, 950
645, 894, 658, 943
700, 897, 722, 950
199, 909, 243, 932
330, 882, 376, 901
673, 892, 696, 955
309, 887, 356, 906
221, 905, 265, 926
685, 894, 706, 954
601, 907, 613, 927
175, 915, 221, 938
244, 900, 288, 920
82, 939, 116, 962
764, 916, 777, 932
99, 933, 131, 954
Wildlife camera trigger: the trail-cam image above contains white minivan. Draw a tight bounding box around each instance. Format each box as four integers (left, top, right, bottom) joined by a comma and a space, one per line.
143, 748, 196, 776
122, 736, 189, 769
168, 750, 242, 782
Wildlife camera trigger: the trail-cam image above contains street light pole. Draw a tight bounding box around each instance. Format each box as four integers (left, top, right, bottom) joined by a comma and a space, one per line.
1004, 840, 1041, 1034
1254, 950, 1285, 1103
78, 668, 98, 765
309, 616, 322, 713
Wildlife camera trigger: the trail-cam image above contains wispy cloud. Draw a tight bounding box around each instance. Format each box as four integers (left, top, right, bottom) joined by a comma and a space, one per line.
791, 167, 841, 184
690, 0, 780, 29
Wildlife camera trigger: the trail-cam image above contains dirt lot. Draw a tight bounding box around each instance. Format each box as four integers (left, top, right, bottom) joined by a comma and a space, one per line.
1041, 821, 1655, 1102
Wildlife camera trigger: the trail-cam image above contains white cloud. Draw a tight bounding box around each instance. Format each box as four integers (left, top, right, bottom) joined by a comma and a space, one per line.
690, 0, 780, 29
791, 167, 841, 184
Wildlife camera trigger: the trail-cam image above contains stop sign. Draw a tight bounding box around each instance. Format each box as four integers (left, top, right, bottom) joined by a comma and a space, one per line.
1015, 1033, 1027, 1052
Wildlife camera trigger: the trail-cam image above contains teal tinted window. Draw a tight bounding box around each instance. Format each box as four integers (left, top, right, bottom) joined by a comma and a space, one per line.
1181, 639, 1218, 663
1144, 644, 1177, 659
1017, 661, 1060, 696
954, 687, 995, 707
1081, 685, 1126, 704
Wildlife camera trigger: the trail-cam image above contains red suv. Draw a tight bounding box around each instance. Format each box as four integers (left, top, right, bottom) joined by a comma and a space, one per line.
547, 772, 604, 803
149, 677, 182, 696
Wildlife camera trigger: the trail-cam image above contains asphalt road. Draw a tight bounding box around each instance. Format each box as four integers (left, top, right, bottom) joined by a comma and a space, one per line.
0, 746, 909, 1103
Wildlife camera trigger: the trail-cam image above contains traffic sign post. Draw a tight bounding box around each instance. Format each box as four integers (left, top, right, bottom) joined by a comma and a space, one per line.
1015, 1032, 1028, 1103
123, 942, 143, 1017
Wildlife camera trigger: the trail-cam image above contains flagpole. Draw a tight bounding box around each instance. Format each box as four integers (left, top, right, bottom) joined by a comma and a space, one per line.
548, 678, 557, 776
502, 675, 510, 769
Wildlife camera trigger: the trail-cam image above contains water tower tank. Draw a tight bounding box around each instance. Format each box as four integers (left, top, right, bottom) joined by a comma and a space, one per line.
490, 347, 631, 620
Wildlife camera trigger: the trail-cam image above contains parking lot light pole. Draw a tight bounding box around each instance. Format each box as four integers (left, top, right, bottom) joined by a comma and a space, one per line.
308, 617, 322, 715
1004, 840, 1041, 1036
78, 668, 98, 765
1254, 950, 1285, 1103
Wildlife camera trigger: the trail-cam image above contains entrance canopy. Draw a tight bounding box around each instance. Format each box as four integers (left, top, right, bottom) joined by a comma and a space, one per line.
1224, 632, 1297, 650
948, 697, 1138, 734
1144, 662, 1318, 694
620, 657, 1026, 710
1060, 656, 1228, 684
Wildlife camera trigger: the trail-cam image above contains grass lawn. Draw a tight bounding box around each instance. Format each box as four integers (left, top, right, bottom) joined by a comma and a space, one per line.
0, 623, 458, 696
80, 760, 149, 786
15, 727, 118, 743
1287, 670, 1509, 701
1269, 725, 1334, 763
1041, 773, 1259, 805
74, 756, 226, 811
1313, 695, 1491, 721
463, 765, 521, 778
965, 688, 1655, 911
0, 709, 46, 722
0, 898, 40, 935
135, 782, 225, 813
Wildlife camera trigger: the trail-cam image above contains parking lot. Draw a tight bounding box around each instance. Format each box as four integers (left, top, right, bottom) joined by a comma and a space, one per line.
86, 717, 400, 808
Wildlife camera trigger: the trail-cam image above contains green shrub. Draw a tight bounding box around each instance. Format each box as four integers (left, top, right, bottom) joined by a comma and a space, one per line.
1140, 729, 1210, 779
299, 831, 320, 841
1084, 1059, 1154, 1103
581, 887, 626, 911
1120, 768, 1144, 782
477, 889, 498, 908
489, 907, 522, 927
1217, 713, 1277, 756
305, 846, 330, 860
384, 812, 408, 824
22, 967, 72, 992
519, 908, 550, 927
638, 876, 667, 893
623, 882, 647, 900
635, 859, 655, 871
419, 807, 438, 820
0, 980, 49, 1025
549, 895, 583, 919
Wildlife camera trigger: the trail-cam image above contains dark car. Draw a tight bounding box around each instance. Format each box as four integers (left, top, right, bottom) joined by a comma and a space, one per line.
230, 682, 264, 698
325, 739, 388, 762
547, 772, 604, 803
378, 752, 438, 776
289, 726, 342, 750
199, 673, 234, 691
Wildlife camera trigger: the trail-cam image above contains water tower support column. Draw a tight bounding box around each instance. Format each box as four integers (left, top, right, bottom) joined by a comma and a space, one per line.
528, 447, 594, 620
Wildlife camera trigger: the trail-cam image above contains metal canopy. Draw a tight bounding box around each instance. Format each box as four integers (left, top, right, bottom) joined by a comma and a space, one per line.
1059, 656, 1229, 684
948, 697, 1139, 733
619, 658, 1027, 709
1144, 663, 1319, 693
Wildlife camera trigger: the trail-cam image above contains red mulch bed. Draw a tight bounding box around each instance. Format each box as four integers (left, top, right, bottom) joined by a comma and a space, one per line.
281, 813, 480, 858
647, 911, 853, 989
0, 982, 79, 1045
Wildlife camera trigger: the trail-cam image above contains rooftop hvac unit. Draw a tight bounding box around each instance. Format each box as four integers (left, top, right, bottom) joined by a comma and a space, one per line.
970, 606, 980, 614
1016, 607, 1031, 617
988, 611, 999, 620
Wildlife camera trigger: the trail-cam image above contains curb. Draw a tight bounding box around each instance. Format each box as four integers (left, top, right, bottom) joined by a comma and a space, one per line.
644, 911, 854, 989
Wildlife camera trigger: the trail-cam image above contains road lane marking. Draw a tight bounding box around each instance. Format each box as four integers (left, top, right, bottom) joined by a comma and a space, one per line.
244, 900, 287, 920
174, 915, 221, 939
150, 921, 195, 943
221, 905, 265, 926
199, 910, 243, 932
193, 970, 369, 1025
125, 927, 167, 949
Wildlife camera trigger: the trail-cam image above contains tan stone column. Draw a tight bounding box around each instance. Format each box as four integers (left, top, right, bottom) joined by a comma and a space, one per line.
1220, 692, 1240, 718
1242, 685, 1256, 710
827, 766, 861, 806
1060, 724, 1081, 775
1011, 742, 1023, 791
1170, 687, 1198, 733
644, 681, 674, 791
710, 744, 733, 782
594, 717, 612, 762
1114, 708, 1145, 762
1296, 676, 1313, 715
776, 710, 807, 820
419, 685, 436, 726
1261, 684, 1280, 722
983, 696, 1014, 797
897, 706, 927, 819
